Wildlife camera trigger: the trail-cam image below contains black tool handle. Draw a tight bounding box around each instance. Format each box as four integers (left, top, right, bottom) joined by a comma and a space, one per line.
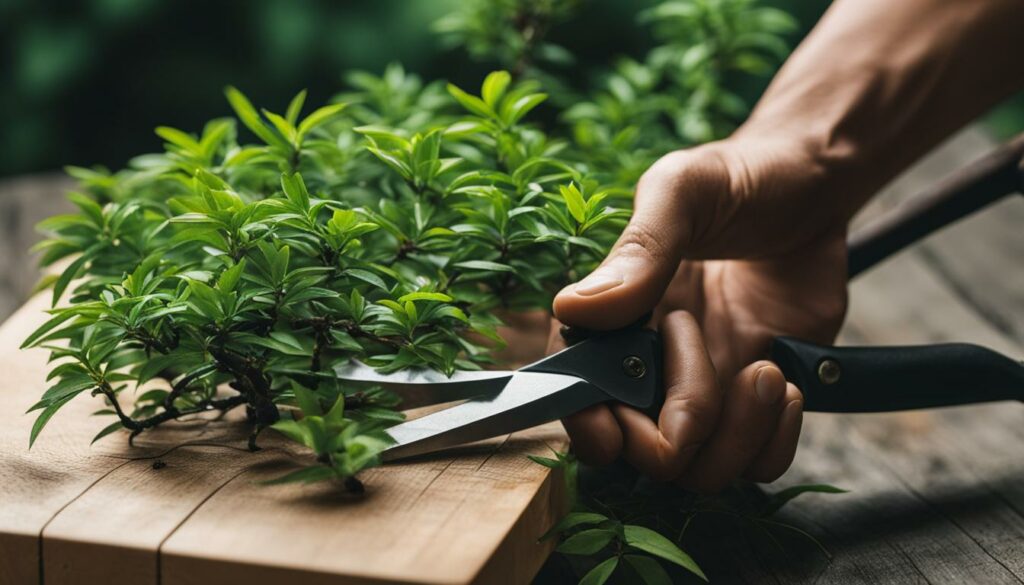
770, 337, 1024, 412
847, 133, 1024, 278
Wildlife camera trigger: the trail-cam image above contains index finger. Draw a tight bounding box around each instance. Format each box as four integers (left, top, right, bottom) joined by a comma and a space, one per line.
611, 310, 723, 481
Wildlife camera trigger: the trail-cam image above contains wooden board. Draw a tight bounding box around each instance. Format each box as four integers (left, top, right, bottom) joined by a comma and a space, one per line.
0, 293, 570, 585
0, 173, 72, 321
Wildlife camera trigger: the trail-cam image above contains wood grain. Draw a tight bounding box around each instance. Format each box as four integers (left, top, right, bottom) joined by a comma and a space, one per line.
0, 173, 72, 321
0, 294, 138, 585
160, 423, 567, 585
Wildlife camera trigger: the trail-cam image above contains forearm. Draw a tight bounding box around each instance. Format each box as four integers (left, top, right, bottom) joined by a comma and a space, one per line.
735, 0, 1024, 221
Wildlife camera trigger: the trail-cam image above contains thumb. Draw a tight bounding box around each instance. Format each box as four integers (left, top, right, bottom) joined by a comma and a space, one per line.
553, 150, 728, 329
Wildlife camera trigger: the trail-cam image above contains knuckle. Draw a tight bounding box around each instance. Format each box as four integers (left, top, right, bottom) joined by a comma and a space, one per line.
664, 394, 719, 439
615, 221, 675, 264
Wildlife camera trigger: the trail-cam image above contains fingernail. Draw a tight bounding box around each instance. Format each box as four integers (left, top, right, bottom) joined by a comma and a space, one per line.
574, 272, 624, 296
755, 366, 784, 405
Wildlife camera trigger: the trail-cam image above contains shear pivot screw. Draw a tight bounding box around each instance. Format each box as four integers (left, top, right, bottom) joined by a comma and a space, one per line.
818, 359, 841, 385
622, 356, 646, 378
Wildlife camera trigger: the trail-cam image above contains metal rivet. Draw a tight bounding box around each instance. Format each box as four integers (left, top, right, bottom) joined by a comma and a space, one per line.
818, 359, 841, 385
623, 356, 646, 378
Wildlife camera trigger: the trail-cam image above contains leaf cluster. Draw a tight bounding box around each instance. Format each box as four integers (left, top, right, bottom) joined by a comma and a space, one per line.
25, 70, 630, 486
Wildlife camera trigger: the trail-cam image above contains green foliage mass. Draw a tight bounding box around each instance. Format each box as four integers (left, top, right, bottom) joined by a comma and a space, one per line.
22, 2, 816, 578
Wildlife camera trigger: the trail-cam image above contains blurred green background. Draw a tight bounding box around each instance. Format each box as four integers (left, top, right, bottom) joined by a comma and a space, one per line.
2, 0, 1020, 179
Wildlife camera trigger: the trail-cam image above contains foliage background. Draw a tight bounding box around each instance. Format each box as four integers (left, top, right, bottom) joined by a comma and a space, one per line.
0, 0, 839, 179
6, 0, 1023, 180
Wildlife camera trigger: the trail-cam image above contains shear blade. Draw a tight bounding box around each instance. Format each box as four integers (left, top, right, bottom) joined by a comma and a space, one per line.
381, 371, 606, 462
335, 361, 514, 409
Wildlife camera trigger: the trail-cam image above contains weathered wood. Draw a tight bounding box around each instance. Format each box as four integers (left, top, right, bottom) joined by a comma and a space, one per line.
0, 294, 144, 585
161, 424, 566, 585
851, 127, 1024, 344
0, 293, 569, 584
0, 173, 72, 321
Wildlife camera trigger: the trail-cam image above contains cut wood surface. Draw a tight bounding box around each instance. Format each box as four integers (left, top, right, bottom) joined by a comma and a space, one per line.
1, 126, 1022, 585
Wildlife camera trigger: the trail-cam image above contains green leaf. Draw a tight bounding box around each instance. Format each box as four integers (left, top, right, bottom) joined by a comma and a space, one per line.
91, 421, 125, 445
556, 529, 617, 555
67, 192, 104, 227
540, 512, 609, 542
155, 126, 202, 153
281, 173, 311, 210
224, 86, 290, 150
762, 484, 848, 516
297, 103, 348, 141
504, 93, 547, 126
285, 89, 307, 126
346, 268, 388, 291
397, 292, 452, 303
331, 330, 363, 352
367, 147, 413, 180
324, 394, 346, 426
481, 71, 511, 108
262, 109, 297, 144
22, 310, 80, 349
291, 381, 322, 416
447, 83, 493, 118
527, 455, 562, 468
560, 183, 586, 224
624, 555, 672, 585
579, 557, 619, 585
29, 394, 76, 448
217, 260, 246, 293
53, 252, 96, 306
270, 419, 311, 445
623, 525, 706, 581
453, 260, 515, 273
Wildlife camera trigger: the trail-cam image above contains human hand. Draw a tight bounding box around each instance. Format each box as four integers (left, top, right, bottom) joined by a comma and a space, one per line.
550, 137, 850, 493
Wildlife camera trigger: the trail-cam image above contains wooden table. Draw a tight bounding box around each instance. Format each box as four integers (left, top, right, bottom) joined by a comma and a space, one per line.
2, 126, 1023, 584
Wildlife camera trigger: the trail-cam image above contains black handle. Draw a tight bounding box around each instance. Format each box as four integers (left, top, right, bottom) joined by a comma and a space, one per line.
770, 337, 1024, 412
524, 327, 664, 414
847, 133, 1024, 278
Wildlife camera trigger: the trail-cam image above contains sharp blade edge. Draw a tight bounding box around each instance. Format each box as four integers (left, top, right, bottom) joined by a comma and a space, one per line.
381, 372, 604, 461
335, 362, 514, 408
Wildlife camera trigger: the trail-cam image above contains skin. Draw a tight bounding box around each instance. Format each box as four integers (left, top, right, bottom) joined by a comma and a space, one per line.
544, 0, 1024, 492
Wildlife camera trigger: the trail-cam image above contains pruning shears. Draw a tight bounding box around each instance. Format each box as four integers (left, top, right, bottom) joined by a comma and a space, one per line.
337, 135, 1024, 463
